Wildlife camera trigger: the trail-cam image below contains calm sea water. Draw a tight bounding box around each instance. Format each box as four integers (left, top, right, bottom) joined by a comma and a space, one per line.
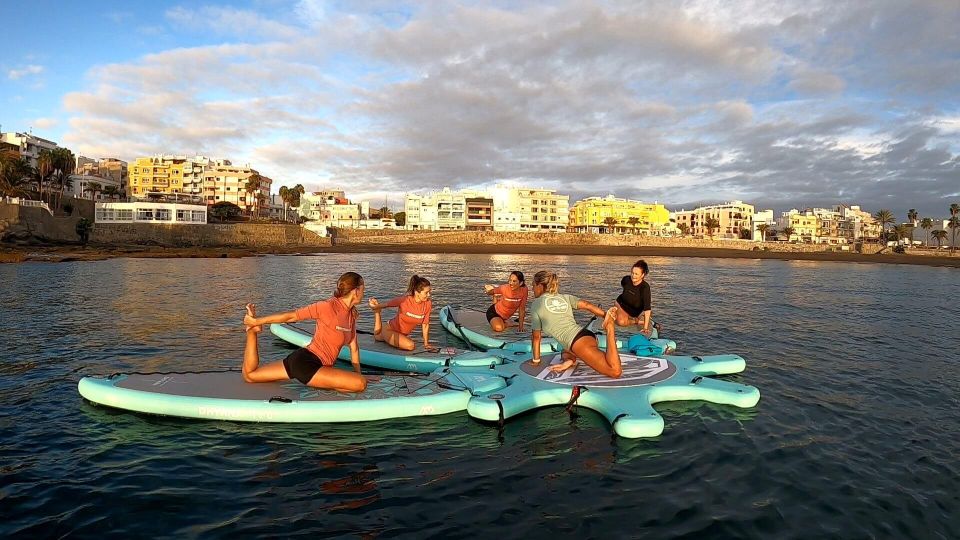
1, 253, 957, 538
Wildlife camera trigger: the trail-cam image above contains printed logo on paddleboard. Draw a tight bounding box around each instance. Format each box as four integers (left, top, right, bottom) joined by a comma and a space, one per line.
523, 355, 677, 387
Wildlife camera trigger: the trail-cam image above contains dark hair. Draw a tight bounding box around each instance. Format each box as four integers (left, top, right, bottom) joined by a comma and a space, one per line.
533, 271, 559, 294
406, 275, 431, 295
334, 272, 364, 297
632, 260, 649, 274
510, 271, 526, 286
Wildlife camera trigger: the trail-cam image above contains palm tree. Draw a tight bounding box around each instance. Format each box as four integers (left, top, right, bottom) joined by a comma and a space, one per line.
951, 203, 960, 218
920, 217, 934, 247
892, 224, 910, 245
873, 209, 895, 244
378, 206, 393, 219
627, 216, 641, 234
705, 217, 720, 239
244, 173, 262, 217
931, 229, 948, 248
757, 223, 770, 241
907, 209, 918, 225
602, 216, 618, 233
102, 186, 120, 201
84, 181, 103, 201
279, 185, 291, 220
0, 151, 32, 197
949, 216, 960, 251
256, 192, 268, 219
677, 223, 689, 237
36, 148, 55, 203
781, 227, 795, 241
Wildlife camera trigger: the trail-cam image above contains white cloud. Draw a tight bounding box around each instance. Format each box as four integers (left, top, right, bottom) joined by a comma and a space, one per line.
32, 118, 59, 130
8, 65, 44, 80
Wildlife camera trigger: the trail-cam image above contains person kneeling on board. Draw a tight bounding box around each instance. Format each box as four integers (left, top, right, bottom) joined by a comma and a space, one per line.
240, 272, 367, 393
483, 270, 528, 332
529, 270, 622, 378
368, 275, 436, 352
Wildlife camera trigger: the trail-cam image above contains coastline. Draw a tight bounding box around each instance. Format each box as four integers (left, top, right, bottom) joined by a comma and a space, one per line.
3, 242, 959, 268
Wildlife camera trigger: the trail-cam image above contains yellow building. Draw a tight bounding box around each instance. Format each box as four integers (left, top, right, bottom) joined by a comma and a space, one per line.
569, 195, 670, 234
129, 156, 186, 197
782, 212, 820, 242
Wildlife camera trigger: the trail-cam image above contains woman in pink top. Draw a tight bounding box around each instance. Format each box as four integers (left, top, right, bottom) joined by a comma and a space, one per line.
483, 270, 528, 332
369, 275, 435, 352
240, 272, 367, 393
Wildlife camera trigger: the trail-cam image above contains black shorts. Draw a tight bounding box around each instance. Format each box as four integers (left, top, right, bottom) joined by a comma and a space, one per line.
485, 304, 502, 323
615, 295, 643, 318
283, 348, 324, 385
570, 327, 597, 348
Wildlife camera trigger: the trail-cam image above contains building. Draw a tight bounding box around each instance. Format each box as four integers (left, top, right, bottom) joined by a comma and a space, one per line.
299, 192, 367, 227
835, 205, 882, 242
71, 158, 129, 199
0, 132, 59, 169
778, 210, 820, 242
68, 173, 122, 201
568, 195, 670, 234
130, 155, 213, 198
752, 209, 776, 241
94, 197, 207, 224
404, 188, 466, 230
673, 200, 755, 239
465, 197, 494, 231
202, 161, 272, 214
490, 185, 569, 233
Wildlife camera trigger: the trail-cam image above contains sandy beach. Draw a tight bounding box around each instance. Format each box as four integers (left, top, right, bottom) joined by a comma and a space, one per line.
3, 242, 959, 268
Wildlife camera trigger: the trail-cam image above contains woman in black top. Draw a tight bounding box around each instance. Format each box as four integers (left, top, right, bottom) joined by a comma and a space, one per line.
615, 259, 653, 336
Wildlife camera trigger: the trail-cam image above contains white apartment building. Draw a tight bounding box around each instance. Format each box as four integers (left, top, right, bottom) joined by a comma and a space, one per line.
202, 162, 271, 211
673, 200, 755, 239
0, 132, 59, 169
95, 200, 207, 224
299, 193, 367, 227
752, 209, 776, 241
68, 173, 122, 201
489, 185, 569, 232
405, 188, 466, 230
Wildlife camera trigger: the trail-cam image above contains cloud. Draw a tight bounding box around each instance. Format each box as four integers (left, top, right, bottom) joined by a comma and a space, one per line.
58, 1, 960, 217
8, 65, 44, 80
32, 118, 58, 129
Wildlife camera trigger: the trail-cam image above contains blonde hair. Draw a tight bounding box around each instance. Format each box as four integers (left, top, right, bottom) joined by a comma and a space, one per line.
533, 271, 559, 294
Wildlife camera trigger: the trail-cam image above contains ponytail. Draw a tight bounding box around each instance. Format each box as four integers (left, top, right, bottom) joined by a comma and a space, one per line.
334, 272, 364, 317
406, 275, 431, 295
533, 271, 559, 294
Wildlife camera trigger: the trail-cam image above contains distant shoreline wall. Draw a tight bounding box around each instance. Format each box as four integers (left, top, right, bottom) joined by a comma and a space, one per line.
91, 223, 331, 248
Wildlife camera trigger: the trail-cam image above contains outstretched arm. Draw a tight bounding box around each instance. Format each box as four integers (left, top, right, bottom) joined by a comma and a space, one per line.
576, 300, 605, 318
244, 310, 298, 328
348, 334, 361, 373
517, 304, 526, 331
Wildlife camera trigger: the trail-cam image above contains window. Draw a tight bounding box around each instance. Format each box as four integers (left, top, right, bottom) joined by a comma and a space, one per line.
137, 209, 154, 220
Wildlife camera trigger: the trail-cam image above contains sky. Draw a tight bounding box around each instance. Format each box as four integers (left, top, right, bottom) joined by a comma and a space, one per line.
2, 0, 958, 217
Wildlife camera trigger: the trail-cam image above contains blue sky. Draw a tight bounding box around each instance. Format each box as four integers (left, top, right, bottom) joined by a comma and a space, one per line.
3, 0, 958, 216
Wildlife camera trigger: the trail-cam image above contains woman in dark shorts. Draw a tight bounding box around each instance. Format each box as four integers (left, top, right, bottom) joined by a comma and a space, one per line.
483, 271, 528, 332
615, 259, 654, 336
528, 271, 622, 378
240, 272, 367, 393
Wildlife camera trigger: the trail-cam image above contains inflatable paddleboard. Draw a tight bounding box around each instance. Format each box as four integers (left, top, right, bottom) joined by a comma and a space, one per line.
439, 305, 676, 355
270, 323, 517, 373
455, 345, 760, 438
78, 369, 507, 422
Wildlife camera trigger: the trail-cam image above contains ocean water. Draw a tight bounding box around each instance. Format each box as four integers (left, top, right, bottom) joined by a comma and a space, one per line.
1, 253, 957, 538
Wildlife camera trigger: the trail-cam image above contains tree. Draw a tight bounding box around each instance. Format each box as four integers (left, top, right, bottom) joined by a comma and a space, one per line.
46, 147, 75, 211
705, 217, 720, 239
757, 223, 770, 241
627, 216, 641, 234
892, 224, 911, 244
279, 185, 290, 217
907, 209, 918, 224
378, 206, 392, 219
102, 186, 120, 200
256, 192, 268, 219
677, 223, 689, 237
873, 209, 895, 244
602, 216, 618, 233
75, 218, 92, 245
0, 151, 32, 197
244, 174, 262, 217
35, 148, 55, 203
781, 227, 795, 241
920, 217, 934, 247
739, 227, 752, 239
84, 181, 103, 201
949, 216, 960, 251
931, 229, 947, 248
210, 201, 242, 223
394, 211, 406, 227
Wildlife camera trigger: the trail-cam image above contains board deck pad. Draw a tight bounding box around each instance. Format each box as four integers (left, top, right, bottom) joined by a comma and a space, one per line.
113, 371, 448, 401
445, 306, 533, 344
521, 353, 678, 387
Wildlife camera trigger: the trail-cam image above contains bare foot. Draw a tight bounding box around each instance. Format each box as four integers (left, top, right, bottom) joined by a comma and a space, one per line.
603, 306, 618, 330
244, 303, 262, 333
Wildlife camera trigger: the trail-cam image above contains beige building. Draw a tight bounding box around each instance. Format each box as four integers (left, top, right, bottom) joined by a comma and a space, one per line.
0, 132, 59, 169
489, 185, 569, 232
202, 162, 272, 213
673, 200, 755, 239
404, 188, 467, 230
74, 158, 129, 197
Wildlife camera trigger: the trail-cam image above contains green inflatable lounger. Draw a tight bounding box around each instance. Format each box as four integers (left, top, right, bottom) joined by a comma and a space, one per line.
78, 368, 508, 423
439, 305, 677, 356
269, 323, 518, 373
